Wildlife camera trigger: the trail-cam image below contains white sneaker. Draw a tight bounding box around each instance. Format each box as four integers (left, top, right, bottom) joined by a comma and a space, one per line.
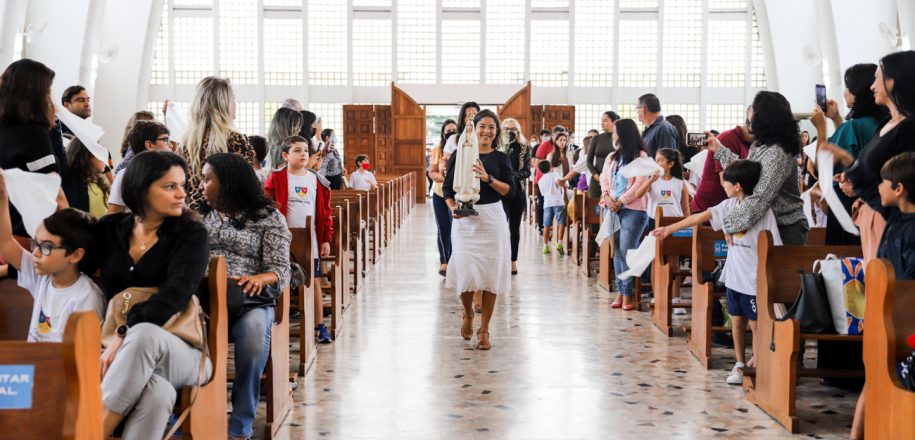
672, 297, 687, 315
726, 362, 746, 385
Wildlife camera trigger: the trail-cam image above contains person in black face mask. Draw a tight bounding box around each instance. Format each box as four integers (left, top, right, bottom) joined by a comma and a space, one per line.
429, 119, 458, 276
500, 118, 531, 275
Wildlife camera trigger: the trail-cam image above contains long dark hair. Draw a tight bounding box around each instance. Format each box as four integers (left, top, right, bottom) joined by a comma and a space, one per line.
0, 59, 56, 127
844, 63, 888, 121
439, 118, 457, 147
299, 110, 317, 151
656, 148, 684, 180
551, 132, 568, 168
456, 102, 481, 136
750, 91, 801, 156
199, 153, 275, 228
665, 115, 688, 149
473, 109, 501, 149
66, 138, 110, 195
879, 50, 915, 118
609, 119, 646, 165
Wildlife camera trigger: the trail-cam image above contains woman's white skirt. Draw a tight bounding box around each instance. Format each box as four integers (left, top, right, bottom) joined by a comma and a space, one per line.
445, 202, 512, 296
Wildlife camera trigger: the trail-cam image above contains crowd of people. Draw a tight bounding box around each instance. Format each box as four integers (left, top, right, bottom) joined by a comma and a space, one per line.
1, 46, 914, 439
427, 51, 915, 439
0, 58, 383, 440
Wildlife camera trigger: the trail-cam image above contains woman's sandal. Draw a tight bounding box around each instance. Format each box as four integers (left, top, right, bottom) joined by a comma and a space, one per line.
477, 331, 491, 350
461, 315, 473, 340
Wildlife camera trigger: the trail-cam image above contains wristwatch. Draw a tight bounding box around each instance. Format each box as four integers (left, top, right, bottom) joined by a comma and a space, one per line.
485, 175, 494, 184
116, 324, 129, 339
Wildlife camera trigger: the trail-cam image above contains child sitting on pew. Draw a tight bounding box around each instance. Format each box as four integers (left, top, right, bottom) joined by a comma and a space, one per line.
0, 170, 104, 342
537, 160, 566, 255
349, 154, 378, 191
652, 160, 782, 384
850, 151, 915, 439
265, 135, 335, 343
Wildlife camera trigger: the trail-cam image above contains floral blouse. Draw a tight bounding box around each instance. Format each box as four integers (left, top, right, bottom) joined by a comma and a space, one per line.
203, 207, 292, 289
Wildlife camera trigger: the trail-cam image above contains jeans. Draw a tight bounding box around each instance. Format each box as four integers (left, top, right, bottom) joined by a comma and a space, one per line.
229, 306, 274, 438
432, 194, 452, 264
612, 207, 648, 297
504, 188, 527, 262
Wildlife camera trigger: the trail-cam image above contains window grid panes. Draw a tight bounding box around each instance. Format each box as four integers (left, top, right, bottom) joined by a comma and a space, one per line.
751, 14, 767, 88
705, 104, 746, 132
352, 18, 393, 86
485, 0, 526, 84
530, 19, 569, 86
308, 0, 347, 85
263, 0, 302, 7
574, 0, 613, 87
708, 0, 747, 10
707, 19, 747, 87
442, 19, 481, 84
235, 102, 260, 136
531, 0, 569, 7
397, 0, 436, 84
616, 104, 645, 132
574, 104, 609, 145
150, 2, 170, 85
442, 0, 480, 8
263, 18, 303, 86
662, 0, 702, 87
618, 19, 658, 87
664, 104, 700, 132
619, 0, 658, 9
218, 0, 258, 85
147, 101, 166, 122
353, 0, 391, 7
264, 102, 282, 134
173, 0, 212, 7
173, 16, 214, 84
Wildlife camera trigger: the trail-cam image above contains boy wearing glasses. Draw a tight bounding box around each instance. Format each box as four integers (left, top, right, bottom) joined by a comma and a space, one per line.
0, 171, 103, 342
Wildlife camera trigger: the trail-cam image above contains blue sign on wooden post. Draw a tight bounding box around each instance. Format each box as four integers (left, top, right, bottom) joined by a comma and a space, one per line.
672, 228, 693, 238
0, 365, 35, 409
713, 240, 729, 257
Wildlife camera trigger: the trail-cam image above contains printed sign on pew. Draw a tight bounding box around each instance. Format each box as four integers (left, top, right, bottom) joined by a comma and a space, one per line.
672, 228, 692, 238
714, 240, 728, 258
0, 365, 34, 409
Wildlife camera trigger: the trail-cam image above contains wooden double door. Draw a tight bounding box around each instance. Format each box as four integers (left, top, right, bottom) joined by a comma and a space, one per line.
497, 82, 575, 139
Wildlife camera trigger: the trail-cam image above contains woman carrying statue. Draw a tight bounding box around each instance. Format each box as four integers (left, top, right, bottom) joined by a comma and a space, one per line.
443, 109, 515, 350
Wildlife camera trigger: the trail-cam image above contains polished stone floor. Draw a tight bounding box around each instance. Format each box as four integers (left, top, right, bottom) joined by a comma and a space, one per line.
263, 202, 857, 440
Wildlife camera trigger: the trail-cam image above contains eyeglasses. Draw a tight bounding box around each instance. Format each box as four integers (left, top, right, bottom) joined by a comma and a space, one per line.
156, 136, 170, 143
29, 239, 71, 256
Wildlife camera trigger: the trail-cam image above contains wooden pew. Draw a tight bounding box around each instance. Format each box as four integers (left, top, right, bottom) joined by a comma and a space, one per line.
579, 193, 602, 277
290, 220, 317, 377
337, 188, 378, 267
263, 286, 292, 440
744, 231, 863, 433
686, 226, 730, 369
332, 194, 364, 295
651, 208, 692, 336
863, 258, 915, 440
320, 205, 347, 338
0, 311, 103, 440
180, 255, 230, 439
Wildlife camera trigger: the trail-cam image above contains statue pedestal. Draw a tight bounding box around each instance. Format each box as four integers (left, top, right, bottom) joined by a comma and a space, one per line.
454, 201, 479, 216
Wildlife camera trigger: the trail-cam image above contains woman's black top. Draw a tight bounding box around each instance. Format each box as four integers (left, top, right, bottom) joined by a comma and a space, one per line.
443, 150, 515, 205
0, 123, 61, 236
505, 141, 531, 188
82, 212, 210, 327
846, 118, 915, 207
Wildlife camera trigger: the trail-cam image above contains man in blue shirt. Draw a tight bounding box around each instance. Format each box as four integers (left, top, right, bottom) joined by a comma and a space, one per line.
637, 93, 679, 156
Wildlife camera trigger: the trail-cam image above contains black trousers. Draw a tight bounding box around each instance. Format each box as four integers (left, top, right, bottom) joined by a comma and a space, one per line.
535, 185, 544, 231
504, 188, 527, 262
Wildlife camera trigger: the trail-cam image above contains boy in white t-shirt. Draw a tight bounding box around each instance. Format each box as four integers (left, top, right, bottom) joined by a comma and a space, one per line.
652, 160, 781, 385
0, 171, 104, 342
537, 160, 567, 255
349, 154, 378, 191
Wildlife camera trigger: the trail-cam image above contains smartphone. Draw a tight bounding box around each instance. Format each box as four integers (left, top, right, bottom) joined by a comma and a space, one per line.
816, 84, 827, 111
687, 132, 707, 148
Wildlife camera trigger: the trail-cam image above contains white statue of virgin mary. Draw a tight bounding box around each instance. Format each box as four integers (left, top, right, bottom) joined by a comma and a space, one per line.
452, 115, 480, 212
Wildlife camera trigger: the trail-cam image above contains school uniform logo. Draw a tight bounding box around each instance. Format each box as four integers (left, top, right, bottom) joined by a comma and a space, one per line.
37, 310, 51, 334
660, 190, 672, 200
294, 186, 308, 198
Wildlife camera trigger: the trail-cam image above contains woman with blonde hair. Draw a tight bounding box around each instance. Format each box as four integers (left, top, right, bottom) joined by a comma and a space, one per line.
500, 117, 530, 274
178, 76, 256, 210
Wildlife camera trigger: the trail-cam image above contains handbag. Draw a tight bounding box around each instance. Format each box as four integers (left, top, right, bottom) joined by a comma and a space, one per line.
101, 287, 206, 349
100, 287, 210, 440
780, 270, 836, 333
815, 255, 866, 335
